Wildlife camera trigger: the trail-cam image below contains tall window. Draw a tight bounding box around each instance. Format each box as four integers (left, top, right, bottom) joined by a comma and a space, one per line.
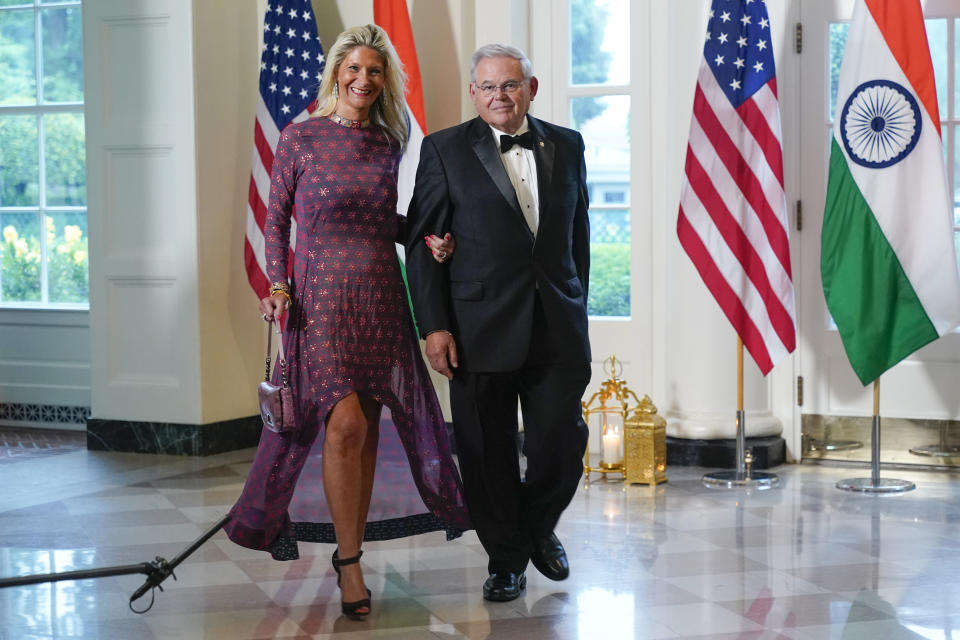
0, 0, 86, 307
830, 16, 959, 267
568, 0, 630, 317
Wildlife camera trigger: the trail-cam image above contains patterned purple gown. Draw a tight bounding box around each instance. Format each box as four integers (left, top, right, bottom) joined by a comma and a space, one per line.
225, 116, 471, 560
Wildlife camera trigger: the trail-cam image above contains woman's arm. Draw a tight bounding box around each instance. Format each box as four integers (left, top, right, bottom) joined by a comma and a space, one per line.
261, 126, 300, 320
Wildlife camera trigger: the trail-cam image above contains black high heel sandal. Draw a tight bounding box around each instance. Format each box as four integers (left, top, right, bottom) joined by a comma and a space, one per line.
332, 549, 371, 596
331, 549, 371, 618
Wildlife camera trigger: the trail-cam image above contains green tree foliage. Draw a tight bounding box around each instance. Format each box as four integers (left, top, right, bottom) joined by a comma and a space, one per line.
588, 242, 629, 317
0, 8, 36, 105
44, 113, 86, 206
570, 0, 611, 128
42, 7, 83, 102
0, 115, 39, 206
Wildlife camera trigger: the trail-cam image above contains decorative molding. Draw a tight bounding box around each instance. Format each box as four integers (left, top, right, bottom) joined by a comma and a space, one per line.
0, 308, 90, 327
0, 403, 89, 426
106, 277, 176, 288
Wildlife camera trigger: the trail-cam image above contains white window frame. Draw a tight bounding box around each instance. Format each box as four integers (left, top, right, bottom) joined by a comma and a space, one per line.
0, 0, 86, 310
529, 0, 658, 400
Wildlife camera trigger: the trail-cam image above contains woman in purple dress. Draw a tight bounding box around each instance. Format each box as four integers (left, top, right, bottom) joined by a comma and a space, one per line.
225, 24, 470, 618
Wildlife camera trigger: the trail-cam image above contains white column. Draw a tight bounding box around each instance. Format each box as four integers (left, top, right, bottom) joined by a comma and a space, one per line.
665, 252, 783, 439
84, 0, 203, 424
84, 0, 264, 428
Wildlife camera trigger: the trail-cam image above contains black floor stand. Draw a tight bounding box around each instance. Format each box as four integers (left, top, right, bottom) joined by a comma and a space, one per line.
0, 514, 230, 613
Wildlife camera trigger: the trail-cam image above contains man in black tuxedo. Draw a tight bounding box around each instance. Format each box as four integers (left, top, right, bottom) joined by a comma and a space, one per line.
405, 44, 591, 602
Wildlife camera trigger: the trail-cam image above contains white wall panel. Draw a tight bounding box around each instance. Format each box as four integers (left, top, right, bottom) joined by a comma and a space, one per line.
0, 310, 90, 410
99, 16, 174, 128
828, 355, 960, 420
102, 146, 177, 266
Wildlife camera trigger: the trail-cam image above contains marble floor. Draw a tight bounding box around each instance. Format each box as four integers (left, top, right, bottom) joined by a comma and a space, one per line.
1, 444, 960, 639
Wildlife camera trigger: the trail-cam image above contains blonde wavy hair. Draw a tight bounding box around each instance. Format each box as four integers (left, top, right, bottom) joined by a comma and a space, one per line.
313, 24, 409, 149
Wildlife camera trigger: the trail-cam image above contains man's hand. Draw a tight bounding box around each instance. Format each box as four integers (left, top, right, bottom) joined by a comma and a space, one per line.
426, 331, 458, 380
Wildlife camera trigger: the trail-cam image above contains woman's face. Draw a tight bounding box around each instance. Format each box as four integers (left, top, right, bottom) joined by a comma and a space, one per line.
335, 46, 385, 120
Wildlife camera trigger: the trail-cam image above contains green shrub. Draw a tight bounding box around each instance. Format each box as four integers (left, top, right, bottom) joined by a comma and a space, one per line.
588, 242, 629, 317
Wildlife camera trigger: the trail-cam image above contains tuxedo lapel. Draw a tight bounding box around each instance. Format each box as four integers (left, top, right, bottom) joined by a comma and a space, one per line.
469, 118, 525, 221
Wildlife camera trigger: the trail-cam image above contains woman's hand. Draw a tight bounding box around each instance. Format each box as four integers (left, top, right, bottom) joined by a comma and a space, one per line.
259, 293, 289, 322
426, 233, 455, 264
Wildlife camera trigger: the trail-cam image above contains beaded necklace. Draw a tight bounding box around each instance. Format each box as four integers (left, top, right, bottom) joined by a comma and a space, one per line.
329, 113, 371, 129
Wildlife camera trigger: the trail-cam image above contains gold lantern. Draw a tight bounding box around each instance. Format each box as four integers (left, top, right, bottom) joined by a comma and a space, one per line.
624, 395, 667, 485
582, 356, 641, 478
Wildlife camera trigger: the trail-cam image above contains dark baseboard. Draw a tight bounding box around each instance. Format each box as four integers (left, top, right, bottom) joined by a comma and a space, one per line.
86, 415, 263, 456
667, 435, 785, 469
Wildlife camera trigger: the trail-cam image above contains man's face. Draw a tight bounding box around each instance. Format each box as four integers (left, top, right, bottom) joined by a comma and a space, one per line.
469, 56, 538, 134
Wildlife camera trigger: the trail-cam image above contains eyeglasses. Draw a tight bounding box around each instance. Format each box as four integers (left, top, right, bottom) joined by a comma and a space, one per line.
474, 81, 524, 96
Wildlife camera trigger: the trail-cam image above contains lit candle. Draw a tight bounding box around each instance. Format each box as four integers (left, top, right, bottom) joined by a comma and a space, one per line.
602, 432, 621, 463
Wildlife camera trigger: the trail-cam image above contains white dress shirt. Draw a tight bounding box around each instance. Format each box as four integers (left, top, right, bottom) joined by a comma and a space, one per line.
489, 120, 540, 236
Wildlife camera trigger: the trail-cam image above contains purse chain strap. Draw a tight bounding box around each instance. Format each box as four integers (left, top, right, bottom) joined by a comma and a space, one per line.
264, 319, 288, 387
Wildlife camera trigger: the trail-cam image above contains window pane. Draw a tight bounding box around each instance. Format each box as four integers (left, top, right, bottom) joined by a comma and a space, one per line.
45, 212, 87, 303
588, 208, 629, 316
570, 0, 628, 86
0, 212, 41, 302
41, 6, 83, 102
926, 18, 947, 120
955, 125, 960, 226
0, 9, 36, 105
572, 94, 630, 317
828, 23, 848, 122
0, 114, 39, 206
44, 112, 86, 206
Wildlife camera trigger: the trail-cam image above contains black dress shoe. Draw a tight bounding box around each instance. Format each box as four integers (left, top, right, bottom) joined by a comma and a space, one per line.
482, 571, 526, 602
530, 532, 569, 581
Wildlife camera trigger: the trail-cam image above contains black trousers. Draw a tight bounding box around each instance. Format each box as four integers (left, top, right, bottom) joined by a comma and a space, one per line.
449, 357, 590, 574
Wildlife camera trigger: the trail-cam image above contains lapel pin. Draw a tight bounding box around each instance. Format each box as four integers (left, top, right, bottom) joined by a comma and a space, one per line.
539, 141, 544, 147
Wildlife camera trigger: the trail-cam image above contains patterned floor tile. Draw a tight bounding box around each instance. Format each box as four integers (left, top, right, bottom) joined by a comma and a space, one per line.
1, 453, 960, 638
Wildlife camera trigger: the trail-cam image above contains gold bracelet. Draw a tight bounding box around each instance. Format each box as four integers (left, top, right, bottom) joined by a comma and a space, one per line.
270, 280, 290, 294
271, 289, 292, 305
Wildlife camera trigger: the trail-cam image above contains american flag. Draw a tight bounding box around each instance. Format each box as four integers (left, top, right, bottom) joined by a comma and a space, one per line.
244, 0, 325, 300
676, 0, 796, 375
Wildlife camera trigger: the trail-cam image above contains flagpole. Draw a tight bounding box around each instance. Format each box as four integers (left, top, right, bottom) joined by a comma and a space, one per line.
702, 338, 779, 490
736, 336, 744, 478
836, 376, 915, 493
871, 379, 880, 486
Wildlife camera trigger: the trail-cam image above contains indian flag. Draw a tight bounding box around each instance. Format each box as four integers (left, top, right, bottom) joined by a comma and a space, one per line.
374, 0, 426, 216
821, 0, 960, 386
374, 0, 427, 324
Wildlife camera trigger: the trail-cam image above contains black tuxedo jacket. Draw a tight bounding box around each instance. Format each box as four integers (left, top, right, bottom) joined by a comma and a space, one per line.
405, 115, 591, 372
